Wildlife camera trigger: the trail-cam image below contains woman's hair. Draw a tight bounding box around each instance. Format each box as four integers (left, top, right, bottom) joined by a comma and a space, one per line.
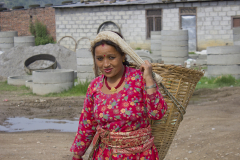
91, 31, 130, 66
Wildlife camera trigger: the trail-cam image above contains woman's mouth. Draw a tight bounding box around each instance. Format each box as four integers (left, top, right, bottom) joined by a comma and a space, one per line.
104, 68, 113, 73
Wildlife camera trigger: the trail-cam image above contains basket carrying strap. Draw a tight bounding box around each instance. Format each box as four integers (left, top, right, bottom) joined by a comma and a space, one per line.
160, 82, 186, 121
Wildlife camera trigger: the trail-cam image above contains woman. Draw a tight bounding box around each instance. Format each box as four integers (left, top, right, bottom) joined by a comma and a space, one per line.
70, 31, 167, 160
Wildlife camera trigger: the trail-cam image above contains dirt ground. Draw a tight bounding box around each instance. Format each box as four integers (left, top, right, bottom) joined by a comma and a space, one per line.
0, 86, 240, 160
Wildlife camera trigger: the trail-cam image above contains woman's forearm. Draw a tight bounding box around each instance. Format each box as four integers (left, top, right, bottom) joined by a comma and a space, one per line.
145, 77, 157, 94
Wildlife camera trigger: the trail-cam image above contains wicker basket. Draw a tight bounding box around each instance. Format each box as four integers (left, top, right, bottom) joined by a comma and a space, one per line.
129, 63, 204, 159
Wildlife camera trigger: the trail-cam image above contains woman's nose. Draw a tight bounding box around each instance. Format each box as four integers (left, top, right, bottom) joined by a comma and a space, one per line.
103, 58, 110, 67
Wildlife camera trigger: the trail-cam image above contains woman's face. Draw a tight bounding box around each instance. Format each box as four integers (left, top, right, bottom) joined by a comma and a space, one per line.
95, 43, 125, 78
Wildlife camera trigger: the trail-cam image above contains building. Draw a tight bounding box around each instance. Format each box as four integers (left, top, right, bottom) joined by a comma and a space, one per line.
54, 0, 240, 51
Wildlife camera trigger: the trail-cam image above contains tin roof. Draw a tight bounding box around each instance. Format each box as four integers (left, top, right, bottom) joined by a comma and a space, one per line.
53, 0, 215, 8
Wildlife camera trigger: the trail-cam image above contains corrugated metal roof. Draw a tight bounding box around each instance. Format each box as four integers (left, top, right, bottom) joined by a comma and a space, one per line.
53, 0, 148, 8
53, 0, 216, 8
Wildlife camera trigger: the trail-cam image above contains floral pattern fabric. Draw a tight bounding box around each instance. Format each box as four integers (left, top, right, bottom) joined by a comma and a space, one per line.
70, 66, 168, 160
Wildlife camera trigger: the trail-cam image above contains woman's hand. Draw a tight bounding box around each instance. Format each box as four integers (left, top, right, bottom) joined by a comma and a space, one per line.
140, 60, 156, 94
72, 154, 83, 160
140, 60, 153, 81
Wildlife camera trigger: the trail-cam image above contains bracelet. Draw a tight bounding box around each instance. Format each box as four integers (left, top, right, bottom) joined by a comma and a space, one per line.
145, 83, 156, 90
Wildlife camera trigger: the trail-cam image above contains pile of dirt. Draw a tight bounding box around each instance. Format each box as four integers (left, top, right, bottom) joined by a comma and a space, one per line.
0, 44, 77, 78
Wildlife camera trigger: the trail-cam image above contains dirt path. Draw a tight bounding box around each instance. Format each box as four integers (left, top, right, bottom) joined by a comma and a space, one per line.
0, 87, 240, 160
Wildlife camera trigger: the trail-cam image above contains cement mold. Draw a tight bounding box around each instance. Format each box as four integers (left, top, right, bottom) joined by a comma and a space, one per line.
161, 30, 188, 36
207, 54, 240, 65
207, 46, 240, 54
8, 75, 32, 86
32, 82, 74, 95
208, 65, 240, 75
14, 36, 35, 47
25, 80, 33, 89
32, 69, 74, 84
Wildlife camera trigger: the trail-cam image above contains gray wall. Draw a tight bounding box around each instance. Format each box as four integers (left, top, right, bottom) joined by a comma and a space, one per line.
55, 0, 240, 51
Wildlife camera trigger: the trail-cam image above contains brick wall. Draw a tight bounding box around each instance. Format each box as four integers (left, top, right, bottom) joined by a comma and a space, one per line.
0, 7, 56, 41
55, 5, 149, 51
55, 0, 240, 51
197, 4, 240, 50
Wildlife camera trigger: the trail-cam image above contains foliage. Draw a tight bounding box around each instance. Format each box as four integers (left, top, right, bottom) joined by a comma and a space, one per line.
195, 75, 240, 90
44, 80, 91, 97
30, 19, 54, 46
2, 0, 78, 9
0, 81, 29, 92
135, 47, 141, 50
188, 52, 196, 54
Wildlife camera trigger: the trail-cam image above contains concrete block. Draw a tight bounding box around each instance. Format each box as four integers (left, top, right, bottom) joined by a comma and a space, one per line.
151, 40, 161, 44
77, 58, 94, 65
233, 28, 240, 35
77, 72, 95, 80
207, 46, 240, 55
162, 46, 188, 52
161, 50, 188, 57
208, 54, 240, 65
77, 66, 94, 73
161, 35, 188, 41
161, 40, 188, 46
233, 35, 240, 41
76, 49, 92, 58
161, 30, 188, 36
227, 11, 236, 16
208, 65, 240, 75
218, 12, 226, 16
151, 44, 161, 50
151, 35, 161, 40
234, 41, 240, 45
162, 56, 188, 65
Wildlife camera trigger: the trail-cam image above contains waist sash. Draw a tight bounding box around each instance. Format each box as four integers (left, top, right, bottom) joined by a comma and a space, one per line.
91, 125, 154, 155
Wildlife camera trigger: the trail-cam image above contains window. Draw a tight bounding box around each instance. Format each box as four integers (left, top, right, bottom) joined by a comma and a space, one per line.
146, 9, 162, 39
233, 17, 240, 28
179, 7, 196, 29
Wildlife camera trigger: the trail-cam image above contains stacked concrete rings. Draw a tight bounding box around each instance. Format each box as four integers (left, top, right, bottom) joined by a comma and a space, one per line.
151, 31, 161, 56
14, 36, 35, 47
233, 27, 240, 46
0, 31, 18, 51
207, 46, 240, 79
8, 75, 32, 86
25, 80, 33, 89
76, 49, 95, 82
161, 30, 188, 65
32, 69, 74, 95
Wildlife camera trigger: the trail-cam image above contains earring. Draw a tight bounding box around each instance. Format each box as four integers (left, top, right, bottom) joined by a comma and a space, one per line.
123, 59, 125, 62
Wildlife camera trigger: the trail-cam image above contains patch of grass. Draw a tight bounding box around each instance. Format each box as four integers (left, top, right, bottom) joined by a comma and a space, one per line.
44, 80, 91, 97
189, 52, 196, 54
135, 47, 141, 50
0, 81, 30, 91
195, 75, 240, 90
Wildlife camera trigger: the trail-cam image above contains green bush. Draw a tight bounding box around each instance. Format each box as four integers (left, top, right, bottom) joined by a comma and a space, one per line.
44, 80, 91, 97
29, 19, 54, 46
214, 75, 236, 85
196, 75, 240, 90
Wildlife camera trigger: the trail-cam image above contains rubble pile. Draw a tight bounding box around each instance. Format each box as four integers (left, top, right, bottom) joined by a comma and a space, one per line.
0, 44, 77, 78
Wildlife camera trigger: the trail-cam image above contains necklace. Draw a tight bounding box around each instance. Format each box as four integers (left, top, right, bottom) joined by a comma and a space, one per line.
104, 66, 126, 93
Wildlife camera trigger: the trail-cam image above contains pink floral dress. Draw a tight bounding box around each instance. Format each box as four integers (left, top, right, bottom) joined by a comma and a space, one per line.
70, 66, 168, 160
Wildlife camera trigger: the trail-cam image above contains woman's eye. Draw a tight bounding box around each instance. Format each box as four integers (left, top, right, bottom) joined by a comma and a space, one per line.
109, 57, 115, 60
97, 57, 103, 61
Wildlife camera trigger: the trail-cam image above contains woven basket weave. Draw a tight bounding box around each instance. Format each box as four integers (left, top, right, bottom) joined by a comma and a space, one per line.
129, 63, 204, 159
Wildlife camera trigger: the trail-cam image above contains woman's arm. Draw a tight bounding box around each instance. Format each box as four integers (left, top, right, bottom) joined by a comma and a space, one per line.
140, 60, 168, 120
70, 82, 98, 158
